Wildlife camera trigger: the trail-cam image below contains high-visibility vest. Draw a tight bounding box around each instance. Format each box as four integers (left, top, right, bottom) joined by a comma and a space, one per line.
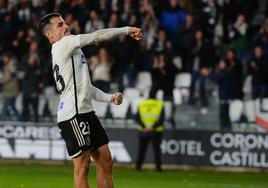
137, 99, 164, 132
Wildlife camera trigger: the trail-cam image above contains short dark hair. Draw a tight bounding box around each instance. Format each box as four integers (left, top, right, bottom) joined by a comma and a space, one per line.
39, 13, 61, 34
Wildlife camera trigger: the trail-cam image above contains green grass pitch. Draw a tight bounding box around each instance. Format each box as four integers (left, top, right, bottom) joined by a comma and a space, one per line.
0, 163, 268, 188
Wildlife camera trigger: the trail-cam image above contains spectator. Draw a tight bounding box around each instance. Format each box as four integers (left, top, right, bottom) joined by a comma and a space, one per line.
107, 12, 120, 28
20, 54, 43, 122
228, 14, 250, 67
177, 14, 197, 70
252, 18, 268, 56
0, 53, 19, 120
71, 0, 88, 29
198, 0, 220, 40
135, 89, 165, 171
97, 0, 112, 24
151, 29, 173, 59
212, 59, 235, 131
151, 53, 176, 101
85, 10, 104, 33
119, 0, 138, 26
160, 0, 187, 37
90, 47, 113, 93
249, 46, 268, 99
17, 0, 31, 24
225, 49, 243, 100
112, 35, 138, 92
188, 30, 214, 109
140, 0, 158, 51
222, 0, 238, 43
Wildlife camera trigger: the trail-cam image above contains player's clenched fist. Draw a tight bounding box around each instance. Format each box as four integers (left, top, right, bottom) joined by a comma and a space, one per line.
129, 27, 143, 41
111, 92, 123, 105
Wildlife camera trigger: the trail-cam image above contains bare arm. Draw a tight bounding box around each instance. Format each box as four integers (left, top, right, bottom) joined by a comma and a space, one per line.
79, 27, 130, 47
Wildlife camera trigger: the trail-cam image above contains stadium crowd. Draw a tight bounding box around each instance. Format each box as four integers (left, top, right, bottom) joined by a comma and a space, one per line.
0, 0, 268, 126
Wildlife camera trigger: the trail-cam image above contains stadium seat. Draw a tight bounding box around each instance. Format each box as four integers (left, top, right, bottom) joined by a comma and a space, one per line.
174, 73, 191, 101
229, 100, 243, 122
123, 88, 140, 100
244, 100, 256, 122
15, 93, 23, 114
92, 100, 109, 118
174, 72, 191, 88
48, 94, 59, 116
123, 88, 143, 116
38, 94, 46, 116
136, 71, 152, 97
172, 56, 183, 70
130, 97, 145, 115
258, 98, 268, 112
110, 99, 130, 118
164, 101, 173, 120
156, 89, 164, 100
243, 75, 252, 97
173, 88, 182, 105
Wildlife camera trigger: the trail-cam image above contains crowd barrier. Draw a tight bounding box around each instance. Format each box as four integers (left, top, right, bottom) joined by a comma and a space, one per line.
0, 121, 268, 169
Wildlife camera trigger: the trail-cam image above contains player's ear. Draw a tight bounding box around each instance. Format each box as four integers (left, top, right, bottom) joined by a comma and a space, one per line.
45, 31, 54, 42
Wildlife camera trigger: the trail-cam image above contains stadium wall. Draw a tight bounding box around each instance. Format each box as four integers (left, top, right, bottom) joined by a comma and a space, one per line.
0, 122, 268, 169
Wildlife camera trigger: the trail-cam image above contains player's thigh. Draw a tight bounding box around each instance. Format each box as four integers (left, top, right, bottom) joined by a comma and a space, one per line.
90, 144, 112, 166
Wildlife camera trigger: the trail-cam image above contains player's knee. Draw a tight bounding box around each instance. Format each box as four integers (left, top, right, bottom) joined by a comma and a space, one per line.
74, 162, 90, 178
101, 156, 113, 173
107, 156, 113, 169
74, 157, 91, 178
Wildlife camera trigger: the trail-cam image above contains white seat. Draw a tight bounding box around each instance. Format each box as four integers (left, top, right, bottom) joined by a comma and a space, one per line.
173, 88, 182, 105
123, 88, 143, 116
172, 56, 183, 70
259, 98, 268, 112
229, 100, 243, 122
130, 97, 145, 115
123, 88, 140, 100
15, 92, 23, 114
174, 73, 191, 98
164, 101, 173, 120
110, 99, 130, 118
174, 72, 191, 88
92, 100, 109, 118
38, 94, 46, 116
136, 71, 152, 97
244, 100, 256, 122
156, 89, 164, 100
255, 98, 268, 130
49, 95, 59, 116
243, 75, 252, 96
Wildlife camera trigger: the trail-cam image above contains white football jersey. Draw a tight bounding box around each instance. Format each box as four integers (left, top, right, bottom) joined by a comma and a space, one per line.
52, 35, 98, 122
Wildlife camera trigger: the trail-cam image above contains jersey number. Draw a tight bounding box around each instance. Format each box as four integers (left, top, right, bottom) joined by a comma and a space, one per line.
53, 64, 65, 94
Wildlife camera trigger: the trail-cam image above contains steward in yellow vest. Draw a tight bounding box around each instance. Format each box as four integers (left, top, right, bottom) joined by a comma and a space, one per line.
135, 91, 165, 171
137, 99, 165, 134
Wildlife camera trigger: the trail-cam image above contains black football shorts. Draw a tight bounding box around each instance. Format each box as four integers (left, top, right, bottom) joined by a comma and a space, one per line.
58, 111, 109, 159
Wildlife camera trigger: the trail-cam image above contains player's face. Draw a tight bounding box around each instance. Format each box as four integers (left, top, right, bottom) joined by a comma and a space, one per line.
48, 16, 70, 43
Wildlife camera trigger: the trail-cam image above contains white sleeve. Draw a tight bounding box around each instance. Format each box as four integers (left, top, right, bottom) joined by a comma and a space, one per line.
79, 27, 130, 47
90, 84, 112, 102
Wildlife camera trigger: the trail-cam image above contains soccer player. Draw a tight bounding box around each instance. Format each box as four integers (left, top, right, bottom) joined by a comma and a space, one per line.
39, 13, 142, 188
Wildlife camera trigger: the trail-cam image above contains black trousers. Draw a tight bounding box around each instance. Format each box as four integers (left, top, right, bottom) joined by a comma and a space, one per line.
219, 101, 231, 131
22, 94, 39, 122
136, 133, 162, 171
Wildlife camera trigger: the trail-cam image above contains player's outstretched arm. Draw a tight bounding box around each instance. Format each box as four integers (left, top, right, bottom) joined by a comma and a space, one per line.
79, 27, 142, 47
90, 84, 123, 105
